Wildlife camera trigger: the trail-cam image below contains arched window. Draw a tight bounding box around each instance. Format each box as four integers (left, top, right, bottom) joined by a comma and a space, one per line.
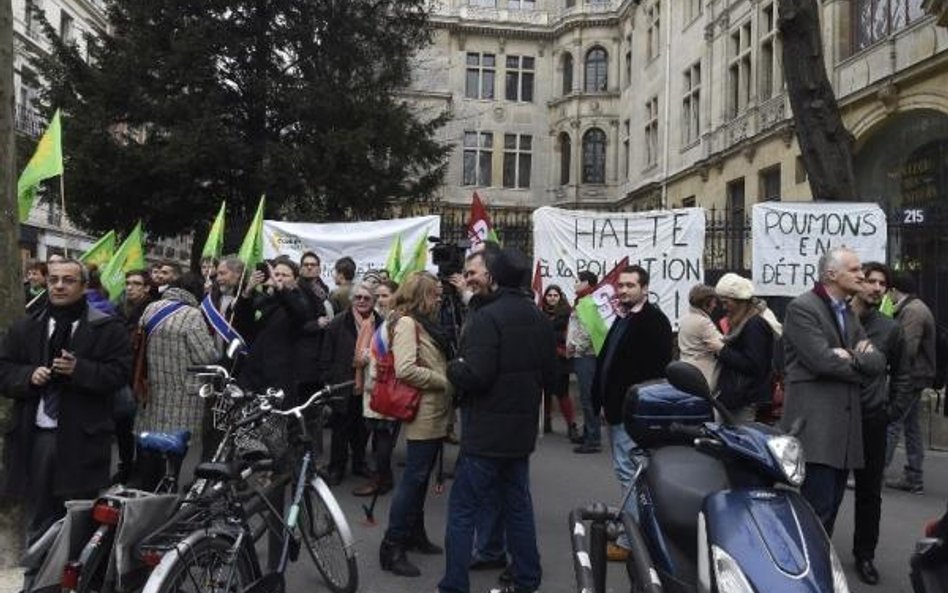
562, 53, 574, 95
584, 47, 608, 92
582, 128, 606, 184
559, 132, 571, 185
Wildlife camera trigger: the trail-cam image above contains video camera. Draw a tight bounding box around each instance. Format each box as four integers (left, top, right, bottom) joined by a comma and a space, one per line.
429, 236, 471, 279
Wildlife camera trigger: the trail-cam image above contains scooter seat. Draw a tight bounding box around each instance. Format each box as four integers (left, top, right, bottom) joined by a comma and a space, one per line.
645, 446, 730, 564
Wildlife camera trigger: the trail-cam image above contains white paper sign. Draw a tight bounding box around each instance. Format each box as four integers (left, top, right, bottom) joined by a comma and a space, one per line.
262, 216, 441, 287
532, 207, 706, 328
751, 202, 887, 296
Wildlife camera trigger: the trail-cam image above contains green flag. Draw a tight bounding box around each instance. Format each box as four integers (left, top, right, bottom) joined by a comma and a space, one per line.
18, 109, 64, 221
397, 234, 430, 282
101, 222, 145, 300
201, 201, 226, 259
238, 195, 266, 270
879, 293, 895, 317
385, 234, 403, 280
575, 257, 629, 354
79, 230, 117, 268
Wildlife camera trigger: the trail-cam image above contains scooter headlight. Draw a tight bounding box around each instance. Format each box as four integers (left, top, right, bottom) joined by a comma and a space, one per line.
829, 544, 851, 593
711, 545, 754, 593
767, 435, 806, 487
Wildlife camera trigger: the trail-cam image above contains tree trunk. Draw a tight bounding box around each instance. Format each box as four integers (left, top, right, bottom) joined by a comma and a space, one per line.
0, 0, 26, 571
778, 0, 858, 201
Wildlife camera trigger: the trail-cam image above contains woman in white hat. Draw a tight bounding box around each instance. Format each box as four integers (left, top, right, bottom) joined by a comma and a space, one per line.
710, 273, 782, 423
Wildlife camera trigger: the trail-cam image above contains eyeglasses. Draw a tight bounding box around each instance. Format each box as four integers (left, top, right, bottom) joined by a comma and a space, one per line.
352, 294, 373, 301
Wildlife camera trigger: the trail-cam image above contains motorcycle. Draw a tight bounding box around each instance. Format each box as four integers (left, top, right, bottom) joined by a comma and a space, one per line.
910, 501, 948, 593
570, 360, 851, 593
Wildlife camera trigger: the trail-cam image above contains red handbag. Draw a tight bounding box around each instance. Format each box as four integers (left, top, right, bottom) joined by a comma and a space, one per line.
369, 321, 422, 421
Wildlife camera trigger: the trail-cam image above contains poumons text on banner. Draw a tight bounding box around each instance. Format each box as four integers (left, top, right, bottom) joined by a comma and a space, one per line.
574, 256, 630, 354
18, 109, 64, 222
201, 201, 226, 260
467, 191, 500, 248
101, 222, 145, 301
238, 196, 266, 270
79, 230, 117, 268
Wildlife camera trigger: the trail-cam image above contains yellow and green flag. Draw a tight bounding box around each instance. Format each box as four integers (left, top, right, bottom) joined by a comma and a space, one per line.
385, 233, 403, 280
238, 195, 266, 270
101, 222, 145, 300
79, 230, 117, 268
397, 234, 430, 282
18, 109, 64, 221
201, 200, 226, 259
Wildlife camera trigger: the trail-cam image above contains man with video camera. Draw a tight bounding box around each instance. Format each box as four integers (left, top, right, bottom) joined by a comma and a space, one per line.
438, 246, 556, 593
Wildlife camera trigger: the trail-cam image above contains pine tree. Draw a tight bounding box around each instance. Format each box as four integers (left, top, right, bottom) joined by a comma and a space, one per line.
33, 0, 449, 240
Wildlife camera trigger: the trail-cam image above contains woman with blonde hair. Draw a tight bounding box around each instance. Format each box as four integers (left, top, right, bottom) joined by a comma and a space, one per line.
378, 272, 452, 577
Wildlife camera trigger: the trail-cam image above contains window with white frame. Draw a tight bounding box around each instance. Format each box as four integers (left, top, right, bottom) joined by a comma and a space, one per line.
646, 2, 661, 61
582, 128, 606, 184
24, 0, 44, 39
506, 0, 536, 8
60, 10, 76, 44
468, 0, 497, 7
584, 47, 608, 92
645, 96, 659, 167
463, 131, 493, 186
682, 61, 701, 145
503, 134, 532, 188
559, 133, 572, 185
505, 56, 535, 102
622, 119, 631, 180
727, 21, 752, 118
854, 0, 926, 51
759, 165, 781, 201
759, 3, 782, 101
465, 53, 496, 100
562, 52, 574, 95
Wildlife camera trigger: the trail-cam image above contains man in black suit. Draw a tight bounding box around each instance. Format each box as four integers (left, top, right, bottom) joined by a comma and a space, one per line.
0, 259, 132, 542
592, 264, 673, 561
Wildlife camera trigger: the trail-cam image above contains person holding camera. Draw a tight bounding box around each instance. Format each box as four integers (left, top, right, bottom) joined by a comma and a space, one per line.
438, 247, 556, 593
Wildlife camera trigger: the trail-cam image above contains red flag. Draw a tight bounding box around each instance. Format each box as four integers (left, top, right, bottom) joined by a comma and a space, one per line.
574, 256, 630, 352
532, 260, 543, 306
468, 192, 499, 249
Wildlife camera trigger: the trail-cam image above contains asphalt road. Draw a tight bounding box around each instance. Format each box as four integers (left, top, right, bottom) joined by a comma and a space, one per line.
283, 427, 948, 593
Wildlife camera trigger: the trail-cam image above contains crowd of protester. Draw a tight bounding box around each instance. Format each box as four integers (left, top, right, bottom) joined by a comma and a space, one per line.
2, 242, 941, 591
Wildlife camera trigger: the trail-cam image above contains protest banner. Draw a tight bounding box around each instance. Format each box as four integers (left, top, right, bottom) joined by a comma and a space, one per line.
532, 206, 705, 328
262, 216, 440, 288
751, 202, 887, 296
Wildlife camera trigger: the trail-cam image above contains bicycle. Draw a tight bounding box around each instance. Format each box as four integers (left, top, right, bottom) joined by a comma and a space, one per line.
140, 379, 359, 593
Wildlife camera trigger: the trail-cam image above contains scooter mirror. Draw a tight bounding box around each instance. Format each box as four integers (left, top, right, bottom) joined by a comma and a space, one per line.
666, 361, 711, 400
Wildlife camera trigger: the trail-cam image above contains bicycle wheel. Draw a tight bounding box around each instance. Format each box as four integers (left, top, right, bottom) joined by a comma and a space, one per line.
146, 534, 258, 593
297, 478, 358, 593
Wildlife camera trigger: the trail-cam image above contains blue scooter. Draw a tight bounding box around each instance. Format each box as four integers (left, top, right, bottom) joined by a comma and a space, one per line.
569, 361, 851, 593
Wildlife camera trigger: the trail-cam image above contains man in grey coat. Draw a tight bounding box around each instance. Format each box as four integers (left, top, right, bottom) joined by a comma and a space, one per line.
885, 272, 936, 494
781, 247, 885, 536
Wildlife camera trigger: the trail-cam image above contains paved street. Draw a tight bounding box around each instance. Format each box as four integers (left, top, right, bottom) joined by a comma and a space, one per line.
287, 428, 948, 593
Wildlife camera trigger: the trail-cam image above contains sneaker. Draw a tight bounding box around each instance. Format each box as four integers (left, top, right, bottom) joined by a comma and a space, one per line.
886, 478, 923, 494
606, 543, 631, 562
573, 443, 602, 454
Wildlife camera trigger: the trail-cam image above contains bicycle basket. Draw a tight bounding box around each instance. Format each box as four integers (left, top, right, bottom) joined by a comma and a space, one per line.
233, 413, 288, 460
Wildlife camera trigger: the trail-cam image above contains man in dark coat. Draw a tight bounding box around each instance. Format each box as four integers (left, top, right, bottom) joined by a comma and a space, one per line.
439, 248, 556, 593
781, 247, 885, 536
0, 259, 132, 542
591, 264, 673, 561
848, 262, 912, 585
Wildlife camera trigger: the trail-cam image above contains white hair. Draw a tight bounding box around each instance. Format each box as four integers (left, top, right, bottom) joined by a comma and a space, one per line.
818, 247, 855, 280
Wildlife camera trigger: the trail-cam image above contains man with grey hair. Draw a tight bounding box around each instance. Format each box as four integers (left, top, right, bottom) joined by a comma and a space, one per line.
211, 255, 255, 341
0, 259, 132, 542
781, 247, 885, 536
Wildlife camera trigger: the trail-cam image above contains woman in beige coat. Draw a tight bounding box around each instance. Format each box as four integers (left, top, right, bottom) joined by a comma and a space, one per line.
378, 272, 452, 578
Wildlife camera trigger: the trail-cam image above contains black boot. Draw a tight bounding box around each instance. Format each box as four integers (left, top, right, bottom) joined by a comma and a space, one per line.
567, 423, 581, 444
379, 538, 421, 577
407, 527, 443, 555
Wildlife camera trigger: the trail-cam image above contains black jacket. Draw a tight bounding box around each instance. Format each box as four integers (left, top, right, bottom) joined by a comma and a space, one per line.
860, 308, 913, 419
448, 288, 557, 458
240, 287, 313, 398
319, 308, 382, 399
0, 305, 132, 498
716, 315, 775, 410
295, 282, 330, 385
592, 302, 673, 426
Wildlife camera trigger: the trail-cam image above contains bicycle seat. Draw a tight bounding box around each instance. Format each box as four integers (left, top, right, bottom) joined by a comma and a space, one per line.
194, 461, 247, 483
138, 430, 191, 456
